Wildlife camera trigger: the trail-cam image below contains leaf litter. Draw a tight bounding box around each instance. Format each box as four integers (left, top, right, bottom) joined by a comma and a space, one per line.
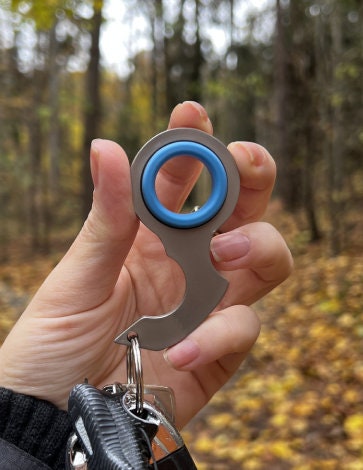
0, 208, 362, 469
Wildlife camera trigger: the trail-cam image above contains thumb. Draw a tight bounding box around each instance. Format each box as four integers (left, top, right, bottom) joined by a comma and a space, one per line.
34, 139, 139, 313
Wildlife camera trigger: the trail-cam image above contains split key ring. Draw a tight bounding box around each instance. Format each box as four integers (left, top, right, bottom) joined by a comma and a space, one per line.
115, 128, 240, 351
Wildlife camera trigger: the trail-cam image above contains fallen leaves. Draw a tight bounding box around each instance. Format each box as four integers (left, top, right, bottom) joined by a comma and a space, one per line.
0, 256, 55, 342
184, 212, 363, 469
0, 209, 362, 468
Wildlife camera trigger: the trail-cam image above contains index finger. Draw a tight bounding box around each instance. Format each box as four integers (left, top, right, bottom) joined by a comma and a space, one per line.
219, 141, 276, 232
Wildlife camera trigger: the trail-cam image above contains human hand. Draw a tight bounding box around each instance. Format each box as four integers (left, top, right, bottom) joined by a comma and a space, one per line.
0, 101, 292, 428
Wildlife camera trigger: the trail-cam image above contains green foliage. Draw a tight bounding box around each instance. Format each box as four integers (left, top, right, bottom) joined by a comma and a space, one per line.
12, 1, 61, 28
9, 0, 100, 28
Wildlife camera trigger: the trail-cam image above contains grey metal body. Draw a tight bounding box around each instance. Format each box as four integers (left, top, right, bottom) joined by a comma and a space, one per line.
114, 128, 240, 351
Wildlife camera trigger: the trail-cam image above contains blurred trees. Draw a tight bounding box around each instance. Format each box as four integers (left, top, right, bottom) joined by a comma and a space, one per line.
0, 0, 362, 257
272, 0, 363, 254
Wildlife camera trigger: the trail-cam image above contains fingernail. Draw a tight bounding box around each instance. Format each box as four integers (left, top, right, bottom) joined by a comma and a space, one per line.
184, 100, 208, 120
90, 139, 101, 187
211, 232, 250, 263
183, 101, 213, 133
164, 339, 200, 369
232, 142, 267, 167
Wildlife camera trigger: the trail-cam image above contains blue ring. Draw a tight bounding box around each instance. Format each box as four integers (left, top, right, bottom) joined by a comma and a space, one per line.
141, 141, 228, 228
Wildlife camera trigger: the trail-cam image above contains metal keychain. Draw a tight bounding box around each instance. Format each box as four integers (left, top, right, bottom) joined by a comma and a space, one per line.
67, 335, 195, 469
122, 336, 189, 465
123, 334, 176, 423
115, 128, 240, 351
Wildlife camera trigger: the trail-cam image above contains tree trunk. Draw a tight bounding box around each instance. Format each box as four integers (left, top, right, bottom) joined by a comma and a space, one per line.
274, 0, 290, 207
188, 0, 203, 102
150, 0, 167, 128
81, 5, 103, 221
43, 20, 62, 249
303, 120, 322, 243
328, 3, 344, 255
27, 80, 43, 252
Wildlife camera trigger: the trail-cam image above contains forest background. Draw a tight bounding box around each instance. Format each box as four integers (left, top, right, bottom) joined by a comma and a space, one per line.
0, 0, 362, 468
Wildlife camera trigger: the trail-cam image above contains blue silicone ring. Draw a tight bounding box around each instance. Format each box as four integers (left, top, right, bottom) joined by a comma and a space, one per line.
141, 141, 228, 228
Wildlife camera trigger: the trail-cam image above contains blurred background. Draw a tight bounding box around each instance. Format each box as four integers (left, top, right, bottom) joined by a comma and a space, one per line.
0, 1, 362, 468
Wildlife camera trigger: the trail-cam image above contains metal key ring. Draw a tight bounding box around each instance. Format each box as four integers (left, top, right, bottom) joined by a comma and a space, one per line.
115, 128, 240, 351
126, 334, 144, 415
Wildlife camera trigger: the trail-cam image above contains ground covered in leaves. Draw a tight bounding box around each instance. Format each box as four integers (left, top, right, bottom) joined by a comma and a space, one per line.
184, 208, 363, 469
0, 207, 362, 469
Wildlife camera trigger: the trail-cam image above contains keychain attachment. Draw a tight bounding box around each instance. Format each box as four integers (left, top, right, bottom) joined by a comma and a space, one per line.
126, 333, 144, 415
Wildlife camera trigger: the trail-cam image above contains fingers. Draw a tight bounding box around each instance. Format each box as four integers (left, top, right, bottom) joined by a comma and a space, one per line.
164, 305, 260, 372
167, 100, 213, 133
164, 223, 290, 372
156, 101, 213, 211
211, 221, 292, 276
210, 221, 293, 306
32, 140, 139, 313
220, 142, 276, 231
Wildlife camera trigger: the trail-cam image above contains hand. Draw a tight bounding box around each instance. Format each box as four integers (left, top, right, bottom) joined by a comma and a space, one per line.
0, 101, 292, 428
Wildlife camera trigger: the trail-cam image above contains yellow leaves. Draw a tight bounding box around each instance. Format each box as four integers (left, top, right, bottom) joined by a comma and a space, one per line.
318, 297, 341, 314
185, 232, 363, 468
344, 414, 363, 453
234, 396, 262, 413
342, 389, 360, 404
353, 363, 363, 381
291, 392, 319, 418
345, 463, 363, 470
337, 313, 355, 327
344, 413, 363, 437
192, 433, 216, 454
207, 412, 235, 430
0, 312, 17, 342
270, 412, 288, 428
0, 314, 16, 331
1, 210, 362, 469
93, 0, 104, 13
269, 440, 294, 460
0, 255, 53, 341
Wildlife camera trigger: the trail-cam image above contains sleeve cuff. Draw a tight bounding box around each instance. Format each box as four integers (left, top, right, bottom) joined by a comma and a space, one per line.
0, 387, 73, 470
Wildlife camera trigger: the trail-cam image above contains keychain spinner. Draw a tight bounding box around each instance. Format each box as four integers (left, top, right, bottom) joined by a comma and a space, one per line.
115, 128, 240, 351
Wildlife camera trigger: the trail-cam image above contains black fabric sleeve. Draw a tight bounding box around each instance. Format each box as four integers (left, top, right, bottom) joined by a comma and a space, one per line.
0, 387, 73, 470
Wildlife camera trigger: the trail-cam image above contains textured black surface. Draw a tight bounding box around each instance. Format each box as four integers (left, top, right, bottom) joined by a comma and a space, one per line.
67, 384, 157, 469
0, 387, 72, 469
0, 438, 52, 469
